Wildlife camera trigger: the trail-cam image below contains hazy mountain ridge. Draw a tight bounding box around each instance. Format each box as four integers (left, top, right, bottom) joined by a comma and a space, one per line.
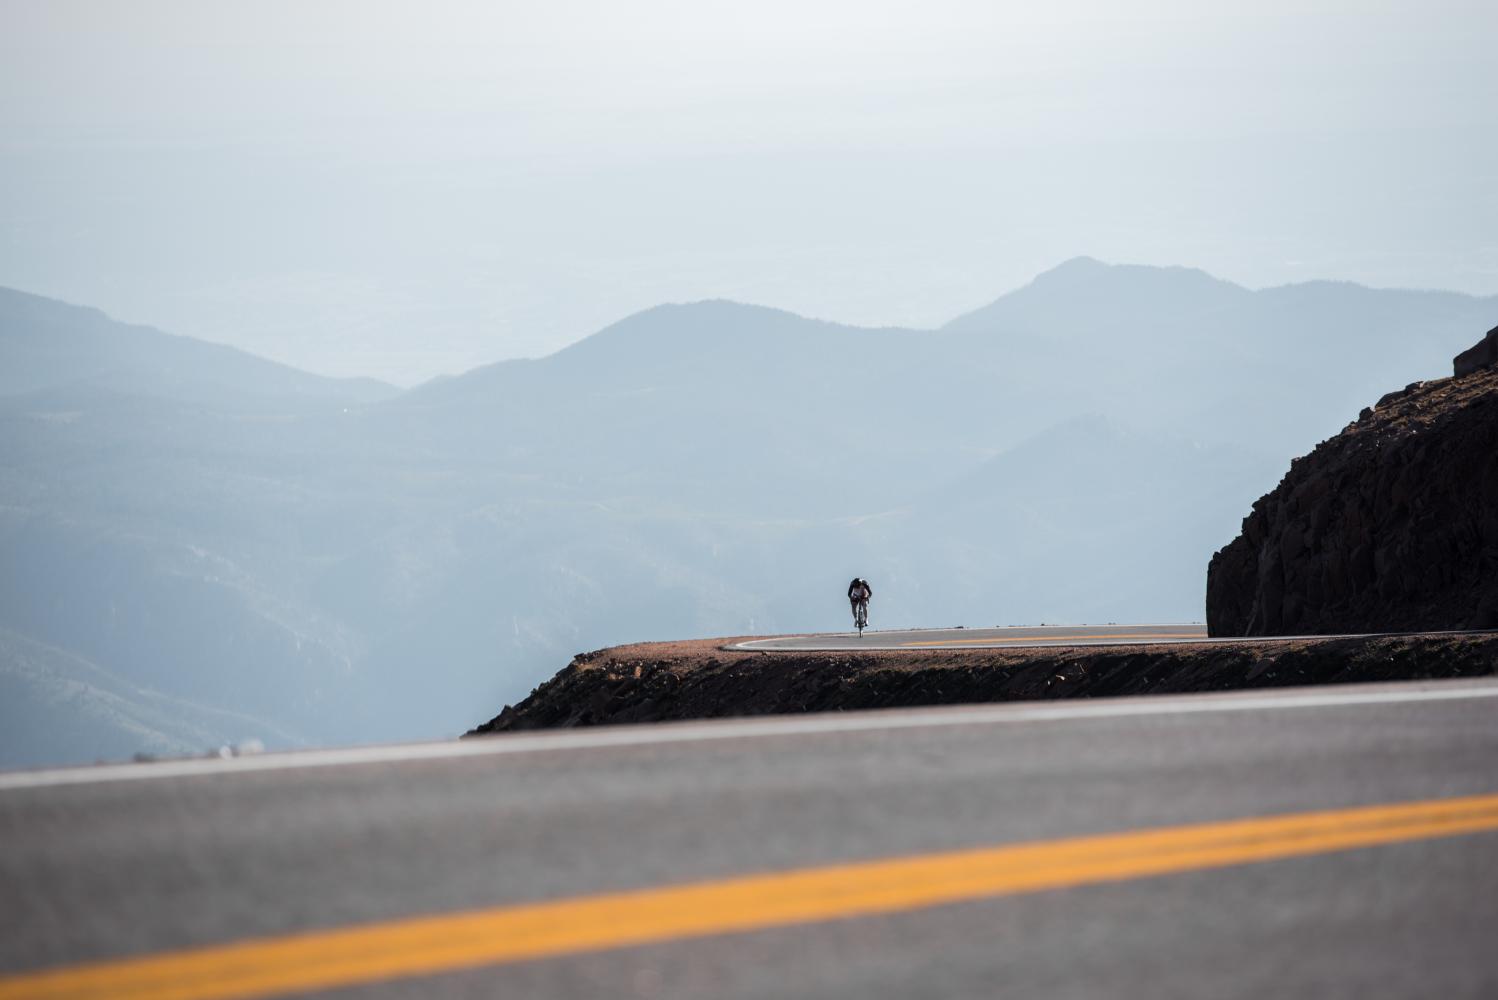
0, 286, 398, 409
0, 626, 302, 768
2, 261, 1494, 765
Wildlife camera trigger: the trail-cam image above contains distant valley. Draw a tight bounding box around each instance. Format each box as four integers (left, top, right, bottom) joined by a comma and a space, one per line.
2, 260, 1494, 766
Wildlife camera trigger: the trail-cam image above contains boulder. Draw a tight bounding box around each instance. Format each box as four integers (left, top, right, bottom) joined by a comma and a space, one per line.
1454, 325, 1498, 378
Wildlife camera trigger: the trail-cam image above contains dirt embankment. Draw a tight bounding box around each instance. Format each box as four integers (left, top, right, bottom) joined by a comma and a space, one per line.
466, 632, 1498, 735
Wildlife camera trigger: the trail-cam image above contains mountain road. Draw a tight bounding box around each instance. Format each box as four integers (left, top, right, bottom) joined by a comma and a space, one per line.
2, 678, 1497, 998
729, 622, 1489, 651
734, 622, 1213, 650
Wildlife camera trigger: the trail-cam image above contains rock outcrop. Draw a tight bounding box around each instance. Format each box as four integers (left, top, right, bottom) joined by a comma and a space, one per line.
1455, 325, 1498, 378
1206, 349, 1498, 636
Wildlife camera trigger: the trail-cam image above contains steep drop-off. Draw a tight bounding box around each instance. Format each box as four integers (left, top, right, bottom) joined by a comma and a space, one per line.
1207, 358, 1498, 636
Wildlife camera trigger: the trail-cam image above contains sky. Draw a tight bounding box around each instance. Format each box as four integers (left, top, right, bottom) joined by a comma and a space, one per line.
3, 0, 1496, 385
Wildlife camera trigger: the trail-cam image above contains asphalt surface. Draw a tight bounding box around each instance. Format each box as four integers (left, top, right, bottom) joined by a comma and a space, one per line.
3, 678, 1498, 998
734, 622, 1211, 650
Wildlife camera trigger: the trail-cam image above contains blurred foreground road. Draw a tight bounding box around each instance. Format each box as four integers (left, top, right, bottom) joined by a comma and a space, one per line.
2, 678, 1497, 999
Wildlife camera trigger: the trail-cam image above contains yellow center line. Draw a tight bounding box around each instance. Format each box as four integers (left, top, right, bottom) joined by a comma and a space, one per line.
4, 793, 1497, 1000
901, 631, 1205, 647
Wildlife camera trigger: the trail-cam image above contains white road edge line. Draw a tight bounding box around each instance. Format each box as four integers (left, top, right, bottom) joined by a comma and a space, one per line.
3, 680, 1497, 792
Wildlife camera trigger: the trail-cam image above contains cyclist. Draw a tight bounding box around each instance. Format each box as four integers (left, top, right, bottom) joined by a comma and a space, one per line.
847, 577, 872, 633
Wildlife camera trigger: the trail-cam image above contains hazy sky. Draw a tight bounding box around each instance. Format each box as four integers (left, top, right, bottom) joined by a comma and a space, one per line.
3, 0, 1495, 384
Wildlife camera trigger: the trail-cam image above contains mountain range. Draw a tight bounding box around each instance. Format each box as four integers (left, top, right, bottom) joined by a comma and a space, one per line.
2, 260, 1494, 766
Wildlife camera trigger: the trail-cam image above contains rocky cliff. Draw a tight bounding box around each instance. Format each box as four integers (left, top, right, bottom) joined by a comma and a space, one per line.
1207, 350, 1498, 636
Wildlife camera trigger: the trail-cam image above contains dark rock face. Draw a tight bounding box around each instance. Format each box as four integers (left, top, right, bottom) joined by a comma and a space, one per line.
1207, 365, 1498, 636
1454, 325, 1498, 378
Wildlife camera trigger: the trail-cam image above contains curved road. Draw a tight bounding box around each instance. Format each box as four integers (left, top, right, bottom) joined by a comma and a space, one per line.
3, 678, 1498, 998
735, 622, 1212, 651
731, 623, 1496, 651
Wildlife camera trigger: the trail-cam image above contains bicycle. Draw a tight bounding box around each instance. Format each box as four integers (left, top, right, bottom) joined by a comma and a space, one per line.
852, 598, 868, 635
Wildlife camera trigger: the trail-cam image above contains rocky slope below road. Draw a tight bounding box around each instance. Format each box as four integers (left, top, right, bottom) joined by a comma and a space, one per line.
1207, 362, 1498, 636
467, 632, 1498, 734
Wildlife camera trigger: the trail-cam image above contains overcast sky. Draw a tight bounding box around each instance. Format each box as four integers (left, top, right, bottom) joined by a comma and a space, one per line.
3, 0, 1495, 384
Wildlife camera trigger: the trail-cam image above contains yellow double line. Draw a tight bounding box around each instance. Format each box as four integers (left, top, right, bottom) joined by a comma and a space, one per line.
5, 793, 1498, 1000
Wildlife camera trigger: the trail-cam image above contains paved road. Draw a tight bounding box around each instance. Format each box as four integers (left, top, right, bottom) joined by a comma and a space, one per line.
3, 679, 1498, 999
734, 622, 1212, 651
